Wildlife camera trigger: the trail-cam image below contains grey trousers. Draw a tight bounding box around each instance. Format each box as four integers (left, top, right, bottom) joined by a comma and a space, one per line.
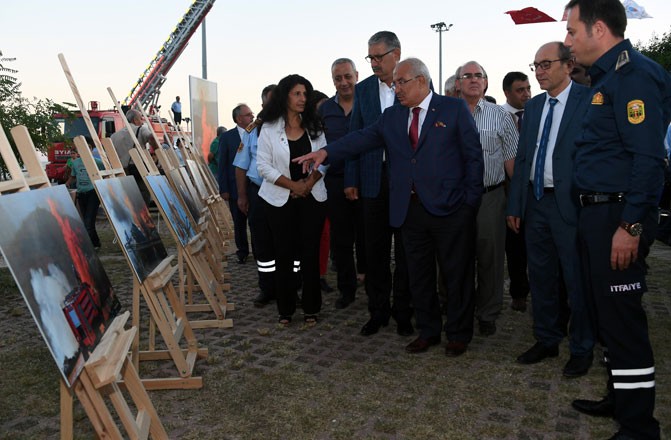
475, 185, 506, 322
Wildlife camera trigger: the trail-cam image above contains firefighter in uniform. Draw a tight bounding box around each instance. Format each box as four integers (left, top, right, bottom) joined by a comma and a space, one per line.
564, 1, 671, 439
234, 117, 279, 307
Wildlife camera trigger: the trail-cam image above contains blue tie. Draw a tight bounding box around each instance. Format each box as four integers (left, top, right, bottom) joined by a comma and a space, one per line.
534, 98, 558, 200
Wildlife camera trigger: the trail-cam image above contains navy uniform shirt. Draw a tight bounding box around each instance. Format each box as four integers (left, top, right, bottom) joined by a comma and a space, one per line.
318, 95, 352, 176
574, 39, 671, 223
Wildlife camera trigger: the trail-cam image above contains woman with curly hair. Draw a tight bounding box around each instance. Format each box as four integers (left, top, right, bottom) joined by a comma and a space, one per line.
256, 74, 327, 325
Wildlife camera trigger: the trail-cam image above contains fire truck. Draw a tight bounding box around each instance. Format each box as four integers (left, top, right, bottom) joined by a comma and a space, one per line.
46, 0, 215, 182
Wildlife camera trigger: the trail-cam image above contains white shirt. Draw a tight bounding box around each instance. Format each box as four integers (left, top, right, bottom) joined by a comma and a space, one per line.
256, 119, 328, 207
378, 78, 396, 112
501, 101, 524, 127
530, 81, 573, 187
407, 91, 433, 138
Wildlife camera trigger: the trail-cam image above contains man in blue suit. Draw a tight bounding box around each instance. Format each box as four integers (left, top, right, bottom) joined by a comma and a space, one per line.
218, 104, 255, 264
296, 58, 484, 356
345, 31, 413, 337
507, 42, 595, 377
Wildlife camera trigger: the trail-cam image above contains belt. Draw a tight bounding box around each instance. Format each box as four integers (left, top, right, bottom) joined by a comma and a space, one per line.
483, 182, 504, 193
579, 192, 625, 207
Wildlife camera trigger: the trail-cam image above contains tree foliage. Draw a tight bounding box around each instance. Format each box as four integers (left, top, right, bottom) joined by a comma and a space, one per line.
0, 50, 73, 178
634, 27, 671, 71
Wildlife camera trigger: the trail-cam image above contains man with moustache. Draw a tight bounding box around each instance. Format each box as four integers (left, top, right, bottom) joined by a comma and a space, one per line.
564, 0, 670, 437
346, 31, 413, 337
506, 42, 595, 378
318, 58, 361, 309
456, 61, 518, 337
296, 58, 483, 356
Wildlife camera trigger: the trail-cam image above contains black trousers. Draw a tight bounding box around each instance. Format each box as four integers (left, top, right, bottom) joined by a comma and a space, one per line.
264, 195, 325, 317
247, 181, 276, 297
228, 197, 250, 259
361, 168, 412, 323
325, 174, 359, 298
578, 201, 659, 439
77, 189, 101, 248
402, 198, 476, 342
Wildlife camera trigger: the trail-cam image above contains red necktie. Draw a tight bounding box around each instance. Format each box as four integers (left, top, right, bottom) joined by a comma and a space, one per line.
409, 107, 421, 150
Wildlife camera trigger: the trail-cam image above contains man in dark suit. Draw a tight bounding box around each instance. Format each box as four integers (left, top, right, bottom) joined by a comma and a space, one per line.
218, 104, 255, 264
507, 42, 595, 377
346, 30, 413, 337
296, 58, 483, 356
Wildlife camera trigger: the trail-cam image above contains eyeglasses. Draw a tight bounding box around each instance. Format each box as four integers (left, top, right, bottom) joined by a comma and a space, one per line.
529, 59, 569, 71
458, 73, 486, 80
392, 75, 421, 88
365, 49, 394, 63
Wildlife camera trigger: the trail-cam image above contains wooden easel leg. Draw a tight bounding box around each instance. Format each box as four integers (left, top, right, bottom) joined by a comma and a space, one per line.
60, 378, 73, 440
132, 278, 141, 371
122, 358, 170, 439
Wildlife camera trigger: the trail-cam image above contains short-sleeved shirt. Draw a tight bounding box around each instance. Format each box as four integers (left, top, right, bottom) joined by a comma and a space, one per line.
71, 157, 104, 193
233, 126, 263, 186
471, 98, 519, 187
171, 101, 181, 114
574, 39, 671, 223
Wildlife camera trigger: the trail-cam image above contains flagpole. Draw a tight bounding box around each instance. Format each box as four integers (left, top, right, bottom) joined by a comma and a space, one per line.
430, 22, 453, 95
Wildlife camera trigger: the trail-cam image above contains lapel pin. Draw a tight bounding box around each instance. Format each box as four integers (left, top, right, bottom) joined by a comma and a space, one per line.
435, 121, 446, 127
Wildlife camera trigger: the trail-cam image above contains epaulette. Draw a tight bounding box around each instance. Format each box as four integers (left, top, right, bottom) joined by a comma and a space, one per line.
245, 119, 261, 133
615, 50, 630, 71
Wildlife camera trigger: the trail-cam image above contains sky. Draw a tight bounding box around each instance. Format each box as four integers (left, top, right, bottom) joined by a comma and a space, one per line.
2, 0, 670, 132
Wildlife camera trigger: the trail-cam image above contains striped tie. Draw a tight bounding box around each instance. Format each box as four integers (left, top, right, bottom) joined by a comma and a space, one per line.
534, 98, 558, 200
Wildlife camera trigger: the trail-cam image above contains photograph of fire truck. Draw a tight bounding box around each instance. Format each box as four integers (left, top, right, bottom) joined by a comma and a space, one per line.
0, 185, 121, 386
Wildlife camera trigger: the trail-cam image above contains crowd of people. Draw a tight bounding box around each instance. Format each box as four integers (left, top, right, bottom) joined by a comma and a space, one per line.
208, 0, 670, 438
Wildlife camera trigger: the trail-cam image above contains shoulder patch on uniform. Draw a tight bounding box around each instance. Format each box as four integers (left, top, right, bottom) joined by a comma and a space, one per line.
627, 100, 645, 124
615, 50, 630, 70
245, 119, 260, 133
591, 92, 604, 105
237, 142, 244, 152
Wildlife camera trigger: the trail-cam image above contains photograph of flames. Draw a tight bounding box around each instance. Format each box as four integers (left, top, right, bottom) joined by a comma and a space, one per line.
0, 185, 121, 387
95, 176, 168, 282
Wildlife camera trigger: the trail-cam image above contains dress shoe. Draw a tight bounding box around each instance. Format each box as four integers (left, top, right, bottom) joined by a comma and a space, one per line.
396, 320, 414, 337
445, 341, 467, 357
511, 298, 527, 312
237, 255, 248, 264
516, 342, 559, 364
571, 396, 615, 418
405, 336, 440, 353
360, 318, 388, 336
479, 320, 496, 336
253, 292, 275, 308
334, 294, 354, 309
562, 353, 593, 378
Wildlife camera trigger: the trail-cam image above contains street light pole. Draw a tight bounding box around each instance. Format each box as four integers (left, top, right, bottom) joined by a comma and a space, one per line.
430, 22, 453, 95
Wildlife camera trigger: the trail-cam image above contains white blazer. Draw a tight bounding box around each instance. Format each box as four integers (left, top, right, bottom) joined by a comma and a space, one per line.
257, 118, 328, 207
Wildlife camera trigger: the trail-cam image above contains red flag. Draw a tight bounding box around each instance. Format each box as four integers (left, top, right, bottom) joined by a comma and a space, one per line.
505, 7, 557, 24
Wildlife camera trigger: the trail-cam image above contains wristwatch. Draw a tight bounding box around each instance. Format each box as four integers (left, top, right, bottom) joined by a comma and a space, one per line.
620, 221, 643, 236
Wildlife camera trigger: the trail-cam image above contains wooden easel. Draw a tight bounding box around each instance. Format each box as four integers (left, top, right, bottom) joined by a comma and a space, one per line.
136, 104, 228, 265
0, 122, 167, 439
58, 53, 205, 390
166, 111, 235, 235
130, 148, 234, 329
130, 107, 235, 328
